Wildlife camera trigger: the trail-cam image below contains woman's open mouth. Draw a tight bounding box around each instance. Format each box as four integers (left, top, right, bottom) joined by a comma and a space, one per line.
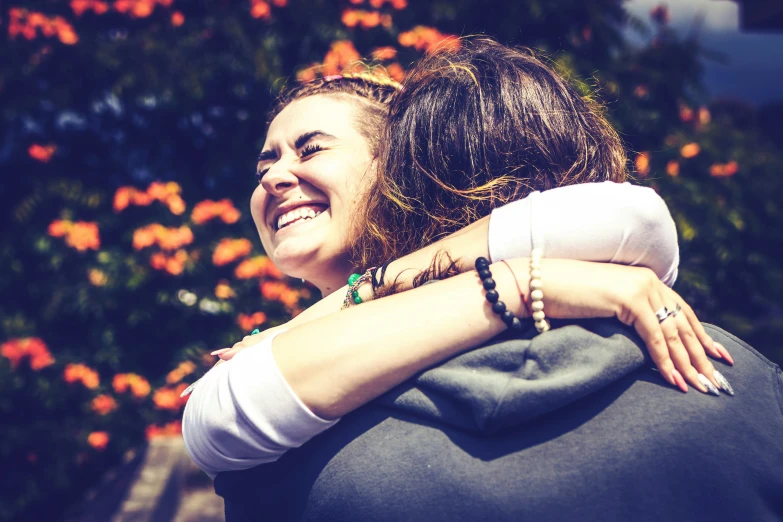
275, 204, 328, 231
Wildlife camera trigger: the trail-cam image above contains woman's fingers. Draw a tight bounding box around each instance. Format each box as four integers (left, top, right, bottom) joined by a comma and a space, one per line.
665, 289, 723, 361
631, 306, 683, 391
670, 311, 720, 390
658, 312, 712, 394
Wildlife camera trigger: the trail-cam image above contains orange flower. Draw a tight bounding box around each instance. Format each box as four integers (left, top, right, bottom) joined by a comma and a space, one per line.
165, 360, 197, 384
666, 160, 680, 177
65, 221, 100, 251
234, 256, 272, 279
91, 394, 118, 415
213, 238, 253, 266
166, 194, 186, 215
150, 252, 167, 270
221, 207, 241, 224
113, 187, 135, 212
398, 26, 459, 53
237, 312, 268, 331
131, 0, 154, 18
250, 0, 271, 19
133, 226, 157, 250
323, 41, 361, 76
635, 152, 651, 176
261, 281, 300, 307
153, 385, 188, 411
680, 143, 701, 159
48, 219, 72, 238
64, 363, 100, 389
158, 226, 194, 251
709, 160, 738, 177
359, 10, 381, 28
28, 144, 56, 162
145, 420, 182, 440
215, 280, 236, 299
1, 338, 55, 370
387, 63, 405, 82
88, 268, 108, 286
342, 9, 360, 28
112, 373, 151, 398
371, 46, 397, 61
87, 431, 109, 451
192, 199, 241, 225
165, 257, 185, 276
171, 11, 184, 26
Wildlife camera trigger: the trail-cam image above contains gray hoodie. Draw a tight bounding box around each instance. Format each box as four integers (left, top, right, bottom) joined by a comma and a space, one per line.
215, 320, 783, 522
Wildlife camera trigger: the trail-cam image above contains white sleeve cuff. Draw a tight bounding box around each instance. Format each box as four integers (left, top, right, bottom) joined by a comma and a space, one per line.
182, 330, 339, 478
488, 192, 536, 262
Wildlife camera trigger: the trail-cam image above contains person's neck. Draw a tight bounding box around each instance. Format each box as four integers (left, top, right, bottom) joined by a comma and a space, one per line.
308, 258, 353, 298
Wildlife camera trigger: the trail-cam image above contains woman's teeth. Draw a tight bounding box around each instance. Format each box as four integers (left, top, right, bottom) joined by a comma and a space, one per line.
277, 207, 324, 230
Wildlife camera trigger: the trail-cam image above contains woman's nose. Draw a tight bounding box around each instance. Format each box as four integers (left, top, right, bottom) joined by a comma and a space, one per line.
261, 163, 299, 197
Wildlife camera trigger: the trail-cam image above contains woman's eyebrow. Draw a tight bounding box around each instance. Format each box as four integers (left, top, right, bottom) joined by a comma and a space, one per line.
258, 131, 337, 162
294, 130, 336, 149
257, 150, 276, 162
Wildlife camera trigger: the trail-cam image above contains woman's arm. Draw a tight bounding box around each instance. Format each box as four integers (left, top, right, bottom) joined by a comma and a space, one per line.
287, 182, 678, 328
184, 259, 723, 475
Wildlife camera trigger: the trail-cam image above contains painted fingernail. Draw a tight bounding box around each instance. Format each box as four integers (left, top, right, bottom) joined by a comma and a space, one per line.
251, 328, 260, 335
715, 342, 734, 365
210, 348, 231, 356
698, 373, 720, 396
180, 380, 198, 398
713, 371, 734, 396
671, 369, 688, 393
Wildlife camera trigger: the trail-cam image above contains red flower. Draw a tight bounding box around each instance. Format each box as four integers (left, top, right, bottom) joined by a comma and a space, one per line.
28, 144, 56, 162
91, 394, 118, 415
1, 338, 55, 370
87, 431, 109, 451
64, 363, 100, 389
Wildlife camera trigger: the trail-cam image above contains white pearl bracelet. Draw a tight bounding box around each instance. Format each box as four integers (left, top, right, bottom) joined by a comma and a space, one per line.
530, 248, 550, 334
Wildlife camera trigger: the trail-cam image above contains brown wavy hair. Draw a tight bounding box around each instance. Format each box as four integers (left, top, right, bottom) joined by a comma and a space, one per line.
352, 37, 628, 269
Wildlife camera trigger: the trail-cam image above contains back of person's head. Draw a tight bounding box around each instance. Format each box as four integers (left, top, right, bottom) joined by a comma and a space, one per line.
354, 37, 628, 268
266, 71, 400, 158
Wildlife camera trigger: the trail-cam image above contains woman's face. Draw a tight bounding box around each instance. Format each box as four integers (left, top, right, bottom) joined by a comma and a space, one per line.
251, 95, 375, 294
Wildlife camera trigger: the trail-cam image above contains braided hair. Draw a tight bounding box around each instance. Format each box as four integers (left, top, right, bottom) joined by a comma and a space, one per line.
266, 71, 401, 158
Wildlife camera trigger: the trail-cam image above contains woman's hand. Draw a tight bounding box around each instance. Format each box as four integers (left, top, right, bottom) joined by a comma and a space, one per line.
213, 324, 288, 362
506, 258, 734, 395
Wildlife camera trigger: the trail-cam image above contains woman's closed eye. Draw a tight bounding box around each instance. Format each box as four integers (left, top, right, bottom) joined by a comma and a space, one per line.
255, 143, 326, 183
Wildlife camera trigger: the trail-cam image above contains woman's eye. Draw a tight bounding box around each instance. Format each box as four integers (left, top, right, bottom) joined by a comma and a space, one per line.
255, 168, 269, 183
301, 143, 324, 158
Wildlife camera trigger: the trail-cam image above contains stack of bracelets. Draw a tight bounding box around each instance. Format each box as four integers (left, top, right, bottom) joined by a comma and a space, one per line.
476, 251, 550, 334
344, 254, 550, 336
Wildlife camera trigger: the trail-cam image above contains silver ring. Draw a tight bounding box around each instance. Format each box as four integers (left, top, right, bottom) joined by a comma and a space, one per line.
655, 306, 672, 323
670, 303, 682, 318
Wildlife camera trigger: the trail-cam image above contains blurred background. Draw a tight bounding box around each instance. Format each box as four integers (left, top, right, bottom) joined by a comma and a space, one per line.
1, 0, 781, 520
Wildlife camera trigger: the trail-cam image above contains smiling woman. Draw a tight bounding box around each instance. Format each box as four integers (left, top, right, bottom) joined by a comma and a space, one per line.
251, 95, 377, 295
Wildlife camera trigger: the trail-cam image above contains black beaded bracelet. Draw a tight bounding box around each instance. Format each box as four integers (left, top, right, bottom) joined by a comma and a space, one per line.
475, 257, 523, 332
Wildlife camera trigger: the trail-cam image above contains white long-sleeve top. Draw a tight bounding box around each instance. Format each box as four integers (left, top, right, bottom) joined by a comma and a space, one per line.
182, 181, 679, 477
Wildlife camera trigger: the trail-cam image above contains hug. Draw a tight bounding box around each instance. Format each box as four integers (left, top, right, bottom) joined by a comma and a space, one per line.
182, 37, 783, 521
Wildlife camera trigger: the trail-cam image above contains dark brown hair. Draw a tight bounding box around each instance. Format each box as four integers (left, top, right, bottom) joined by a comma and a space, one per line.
353, 37, 628, 269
